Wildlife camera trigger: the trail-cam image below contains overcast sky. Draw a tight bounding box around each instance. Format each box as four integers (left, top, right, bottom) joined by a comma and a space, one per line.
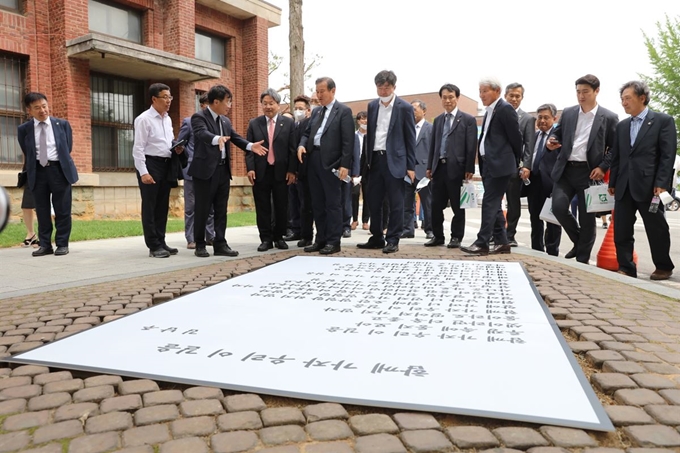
267, 0, 680, 117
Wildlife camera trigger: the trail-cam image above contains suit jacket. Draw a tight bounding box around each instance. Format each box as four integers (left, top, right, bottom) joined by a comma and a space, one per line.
609, 109, 677, 202
299, 101, 354, 171
533, 129, 560, 194
414, 121, 432, 180
518, 108, 537, 168
188, 107, 250, 180
365, 96, 417, 179
245, 115, 297, 181
178, 117, 195, 180
294, 117, 310, 178
351, 131, 363, 177
17, 117, 78, 191
478, 98, 523, 178
428, 110, 477, 179
550, 104, 618, 182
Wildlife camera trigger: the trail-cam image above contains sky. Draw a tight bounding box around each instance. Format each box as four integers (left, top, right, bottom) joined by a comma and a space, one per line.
267, 0, 680, 117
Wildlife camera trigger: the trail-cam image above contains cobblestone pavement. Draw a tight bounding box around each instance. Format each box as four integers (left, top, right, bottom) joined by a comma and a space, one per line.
1, 246, 680, 452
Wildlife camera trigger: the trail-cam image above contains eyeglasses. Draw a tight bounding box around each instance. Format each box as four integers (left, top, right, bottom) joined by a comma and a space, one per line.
155, 96, 173, 101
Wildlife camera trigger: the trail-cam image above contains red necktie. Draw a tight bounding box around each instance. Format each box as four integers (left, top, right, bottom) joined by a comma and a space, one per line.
267, 118, 275, 165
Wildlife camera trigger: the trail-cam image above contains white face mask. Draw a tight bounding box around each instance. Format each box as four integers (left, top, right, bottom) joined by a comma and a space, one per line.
310, 105, 319, 112
379, 95, 393, 103
359, 123, 367, 131
293, 110, 306, 121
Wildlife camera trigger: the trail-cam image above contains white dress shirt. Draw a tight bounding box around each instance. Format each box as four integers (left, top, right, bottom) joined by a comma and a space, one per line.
569, 104, 598, 162
132, 106, 174, 175
415, 118, 425, 141
374, 95, 395, 151
33, 117, 58, 161
356, 130, 365, 156
479, 98, 500, 156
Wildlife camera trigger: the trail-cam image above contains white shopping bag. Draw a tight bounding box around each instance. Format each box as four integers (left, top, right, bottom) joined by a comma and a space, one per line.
460, 182, 478, 209
585, 184, 615, 213
416, 177, 430, 192
539, 197, 560, 225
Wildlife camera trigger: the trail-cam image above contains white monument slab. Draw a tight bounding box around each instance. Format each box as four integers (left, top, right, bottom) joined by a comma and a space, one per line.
6, 257, 613, 431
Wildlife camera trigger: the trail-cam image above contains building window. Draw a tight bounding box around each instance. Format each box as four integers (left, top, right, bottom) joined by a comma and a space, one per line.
0, 55, 26, 167
195, 31, 226, 67
90, 74, 144, 171
0, 0, 19, 12
89, 0, 142, 43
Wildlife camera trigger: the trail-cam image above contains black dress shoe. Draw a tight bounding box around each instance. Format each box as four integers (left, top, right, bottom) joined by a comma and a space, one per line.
460, 244, 490, 255
55, 246, 69, 256
357, 238, 385, 249
297, 239, 313, 247
257, 242, 273, 252
32, 246, 54, 257
424, 237, 445, 247
320, 244, 341, 255
508, 239, 518, 247
283, 232, 301, 241
342, 229, 351, 238
149, 248, 170, 258
565, 247, 578, 259
489, 243, 512, 254
447, 238, 461, 249
400, 233, 415, 239
214, 245, 239, 257
304, 242, 324, 253
194, 247, 210, 258
383, 243, 399, 254
275, 240, 288, 250
425, 232, 434, 239
162, 245, 179, 255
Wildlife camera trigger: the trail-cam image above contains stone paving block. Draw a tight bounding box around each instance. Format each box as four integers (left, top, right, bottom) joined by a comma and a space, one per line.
159, 437, 209, 453
621, 351, 663, 363
586, 350, 625, 366
211, 431, 259, 453
73, 385, 115, 403
630, 374, 677, 389
641, 363, 680, 374
480, 449, 529, 453
306, 442, 354, 453
591, 373, 638, 394
116, 446, 154, 453
134, 404, 180, 425
43, 378, 84, 394
68, 432, 121, 453
304, 403, 349, 422
527, 448, 571, 453
2, 409, 50, 430
260, 424, 307, 445
446, 426, 500, 448
600, 326, 632, 334
0, 398, 26, 415
392, 412, 440, 430
556, 320, 582, 329
600, 341, 635, 351
538, 426, 598, 447
644, 405, 680, 425
570, 326, 602, 336
123, 424, 172, 447
119, 379, 160, 395
659, 389, 680, 405
605, 406, 656, 425
623, 425, 680, 447
223, 393, 267, 412
180, 398, 225, 417
580, 332, 615, 342
349, 414, 400, 435
568, 341, 600, 353
602, 361, 647, 374
0, 383, 41, 399
101, 394, 143, 413
634, 343, 669, 353
655, 352, 680, 364
256, 446, 301, 453
626, 449, 677, 453
24, 445, 63, 453
306, 420, 354, 441
261, 407, 306, 426
615, 388, 667, 406
612, 334, 647, 343
184, 386, 223, 400
0, 375, 30, 390
400, 429, 454, 452
582, 449, 624, 453
10, 364, 49, 377
33, 419, 84, 443
355, 433, 407, 453
0, 431, 30, 452
492, 427, 550, 449
84, 374, 123, 388
54, 402, 100, 422
218, 411, 263, 431
86, 411, 134, 433
171, 415, 216, 438
28, 392, 72, 410
142, 389, 183, 407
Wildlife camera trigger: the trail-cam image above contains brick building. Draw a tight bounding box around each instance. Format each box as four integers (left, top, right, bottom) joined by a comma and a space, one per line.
0, 0, 280, 218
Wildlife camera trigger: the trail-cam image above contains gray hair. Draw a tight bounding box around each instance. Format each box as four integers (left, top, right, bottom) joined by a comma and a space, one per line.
536, 103, 557, 117
479, 77, 502, 91
505, 82, 524, 95
411, 99, 426, 111
619, 80, 651, 106
260, 88, 281, 104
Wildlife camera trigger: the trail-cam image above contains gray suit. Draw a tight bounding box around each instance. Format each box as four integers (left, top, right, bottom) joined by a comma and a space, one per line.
403, 120, 432, 236
506, 109, 536, 241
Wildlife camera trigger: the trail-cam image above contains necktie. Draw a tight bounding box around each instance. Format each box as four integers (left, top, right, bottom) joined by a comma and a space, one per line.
267, 118, 275, 165
533, 131, 546, 171
215, 115, 225, 159
313, 106, 327, 147
38, 121, 48, 167
630, 116, 642, 146
439, 113, 451, 158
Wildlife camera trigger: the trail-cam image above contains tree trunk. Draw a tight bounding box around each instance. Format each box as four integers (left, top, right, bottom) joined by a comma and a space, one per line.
289, 0, 304, 109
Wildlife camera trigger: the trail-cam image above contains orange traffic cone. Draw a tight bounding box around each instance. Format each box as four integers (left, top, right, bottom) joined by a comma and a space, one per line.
596, 211, 638, 271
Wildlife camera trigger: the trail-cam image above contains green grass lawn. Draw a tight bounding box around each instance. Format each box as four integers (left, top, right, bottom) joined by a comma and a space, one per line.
0, 211, 256, 248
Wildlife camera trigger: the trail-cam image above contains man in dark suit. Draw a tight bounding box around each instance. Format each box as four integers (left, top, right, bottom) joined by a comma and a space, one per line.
608, 80, 676, 280
358, 70, 416, 254
504, 83, 536, 247
462, 78, 522, 255
546, 74, 618, 264
246, 88, 297, 252
425, 85, 477, 248
341, 114, 362, 238
189, 84, 267, 258
526, 104, 562, 256
17, 92, 78, 257
352, 111, 369, 232
402, 100, 432, 239
297, 77, 355, 255
285, 95, 313, 247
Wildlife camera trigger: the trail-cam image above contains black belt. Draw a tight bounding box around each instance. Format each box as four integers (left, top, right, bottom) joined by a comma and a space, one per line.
217, 159, 227, 166
567, 161, 588, 167
145, 155, 171, 163
312, 146, 321, 151
374, 150, 386, 155
439, 158, 447, 164
37, 160, 60, 167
